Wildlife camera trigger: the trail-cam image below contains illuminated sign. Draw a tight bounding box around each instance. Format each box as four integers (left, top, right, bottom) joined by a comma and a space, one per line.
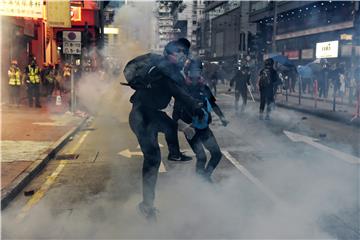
0, 0, 43, 18
104, 27, 119, 35
284, 50, 299, 60
316, 41, 339, 58
340, 34, 352, 41
70, 6, 81, 21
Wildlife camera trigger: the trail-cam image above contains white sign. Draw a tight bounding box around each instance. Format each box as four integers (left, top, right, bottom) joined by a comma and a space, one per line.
63, 31, 81, 55
0, 0, 43, 18
63, 31, 81, 42
316, 41, 339, 58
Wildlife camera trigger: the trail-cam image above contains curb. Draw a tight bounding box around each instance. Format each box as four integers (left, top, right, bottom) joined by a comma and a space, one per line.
274, 102, 360, 128
221, 92, 359, 127
1, 116, 90, 210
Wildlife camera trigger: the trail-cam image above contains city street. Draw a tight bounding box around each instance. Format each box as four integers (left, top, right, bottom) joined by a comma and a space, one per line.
1, 0, 360, 239
2, 81, 359, 239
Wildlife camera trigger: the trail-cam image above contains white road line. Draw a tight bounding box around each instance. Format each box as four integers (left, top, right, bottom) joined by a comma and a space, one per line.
284, 130, 360, 165
222, 150, 282, 204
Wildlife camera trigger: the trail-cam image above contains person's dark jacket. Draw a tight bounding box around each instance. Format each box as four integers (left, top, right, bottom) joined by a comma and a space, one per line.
258, 66, 279, 90
173, 84, 224, 125
130, 58, 200, 112
230, 69, 250, 91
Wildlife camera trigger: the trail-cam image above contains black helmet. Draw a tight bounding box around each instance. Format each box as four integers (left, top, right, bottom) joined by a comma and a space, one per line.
264, 58, 274, 67
164, 38, 191, 56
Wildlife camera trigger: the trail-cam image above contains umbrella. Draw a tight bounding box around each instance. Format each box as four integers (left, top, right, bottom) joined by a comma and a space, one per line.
268, 54, 295, 67
297, 65, 313, 78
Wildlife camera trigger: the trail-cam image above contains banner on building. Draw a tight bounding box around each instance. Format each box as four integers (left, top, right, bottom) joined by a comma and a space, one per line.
316, 41, 339, 58
0, 0, 43, 18
284, 50, 299, 60
301, 49, 314, 59
47, 1, 71, 28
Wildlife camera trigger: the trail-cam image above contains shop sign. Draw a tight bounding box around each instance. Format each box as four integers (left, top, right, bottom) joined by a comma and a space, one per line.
46, 0, 71, 28
63, 31, 81, 55
70, 6, 81, 22
316, 41, 339, 58
301, 49, 313, 59
284, 50, 299, 60
0, 0, 43, 18
340, 34, 352, 41
24, 21, 35, 37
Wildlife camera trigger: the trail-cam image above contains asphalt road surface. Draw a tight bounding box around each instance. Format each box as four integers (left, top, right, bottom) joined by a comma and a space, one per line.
2, 81, 360, 239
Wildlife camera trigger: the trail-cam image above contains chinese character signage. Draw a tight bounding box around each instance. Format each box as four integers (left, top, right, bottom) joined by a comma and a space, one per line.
316, 41, 339, 59
0, 0, 43, 18
63, 31, 81, 55
46, 0, 71, 28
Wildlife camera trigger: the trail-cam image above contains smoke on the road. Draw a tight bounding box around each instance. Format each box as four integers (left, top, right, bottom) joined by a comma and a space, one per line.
2, 2, 359, 240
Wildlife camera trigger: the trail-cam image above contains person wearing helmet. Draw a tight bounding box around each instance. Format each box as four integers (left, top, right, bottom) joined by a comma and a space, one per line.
257, 58, 279, 120
8, 60, 22, 106
229, 64, 251, 113
24, 59, 41, 108
173, 58, 229, 182
128, 38, 204, 221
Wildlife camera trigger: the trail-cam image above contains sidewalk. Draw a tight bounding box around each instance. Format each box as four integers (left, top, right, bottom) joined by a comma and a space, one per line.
218, 83, 360, 127
274, 93, 360, 127
1, 100, 88, 209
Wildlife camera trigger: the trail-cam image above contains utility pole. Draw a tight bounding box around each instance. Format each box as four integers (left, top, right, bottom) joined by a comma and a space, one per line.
272, 1, 278, 53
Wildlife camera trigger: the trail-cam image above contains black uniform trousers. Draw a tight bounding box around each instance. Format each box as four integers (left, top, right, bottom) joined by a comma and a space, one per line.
27, 84, 41, 107
129, 104, 181, 207
235, 88, 247, 111
259, 87, 274, 113
186, 127, 222, 177
9, 85, 21, 105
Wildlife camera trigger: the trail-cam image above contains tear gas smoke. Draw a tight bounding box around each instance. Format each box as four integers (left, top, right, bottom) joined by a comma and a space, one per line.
2, 2, 359, 240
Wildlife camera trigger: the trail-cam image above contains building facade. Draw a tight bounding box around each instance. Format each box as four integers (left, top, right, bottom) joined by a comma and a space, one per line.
249, 1, 360, 65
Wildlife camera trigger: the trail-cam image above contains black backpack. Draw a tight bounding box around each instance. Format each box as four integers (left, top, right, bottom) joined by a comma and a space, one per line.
122, 53, 163, 90
259, 68, 272, 88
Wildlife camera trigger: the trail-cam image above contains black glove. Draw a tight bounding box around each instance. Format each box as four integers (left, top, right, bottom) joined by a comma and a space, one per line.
220, 116, 229, 127
194, 108, 205, 120
228, 88, 232, 92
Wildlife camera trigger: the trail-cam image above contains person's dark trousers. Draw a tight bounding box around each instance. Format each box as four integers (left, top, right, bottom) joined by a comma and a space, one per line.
47, 83, 55, 102
9, 85, 21, 105
259, 87, 274, 114
27, 84, 41, 107
186, 127, 222, 177
319, 83, 325, 98
235, 89, 247, 111
302, 78, 310, 93
129, 105, 181, 207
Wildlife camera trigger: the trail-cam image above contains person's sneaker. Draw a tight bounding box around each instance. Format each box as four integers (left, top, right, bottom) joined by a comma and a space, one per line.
137, 202, 158, 222
168, 152, 192, 162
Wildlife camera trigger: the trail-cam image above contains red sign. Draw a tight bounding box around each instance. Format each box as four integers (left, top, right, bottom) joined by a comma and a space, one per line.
284, 50, 299, 60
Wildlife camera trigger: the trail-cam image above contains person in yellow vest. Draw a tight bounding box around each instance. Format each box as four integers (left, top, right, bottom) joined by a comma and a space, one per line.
24, 59, 42, 108
8, 60, 22, 106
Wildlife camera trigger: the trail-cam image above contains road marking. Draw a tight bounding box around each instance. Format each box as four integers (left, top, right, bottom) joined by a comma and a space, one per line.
118, 149, 143, 158
222, 150, 282, 204
284, 130, 360, 164
17, 128, 92, 221
136, 143, 164, 149
118, 148, 167, 173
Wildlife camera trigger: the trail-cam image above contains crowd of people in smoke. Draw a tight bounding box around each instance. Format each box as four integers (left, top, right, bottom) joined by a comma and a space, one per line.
203, 57, 360, 108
